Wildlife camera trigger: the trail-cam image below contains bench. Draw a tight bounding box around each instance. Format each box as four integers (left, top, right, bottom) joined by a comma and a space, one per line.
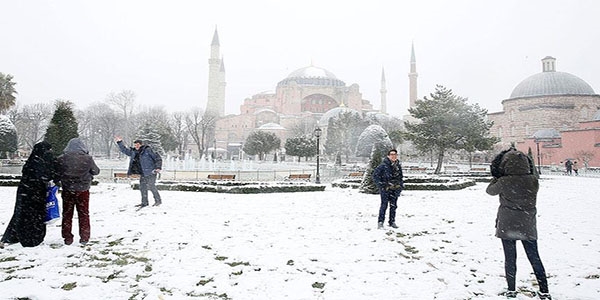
344, 172, 364, 178
113, 172, 140, 182
444, 166, 460, 173
285, 173, 311, 181
207, 174, 236, 180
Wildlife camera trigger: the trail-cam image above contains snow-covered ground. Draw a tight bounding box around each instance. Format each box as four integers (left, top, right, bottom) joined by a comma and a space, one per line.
0, 175, 598, 299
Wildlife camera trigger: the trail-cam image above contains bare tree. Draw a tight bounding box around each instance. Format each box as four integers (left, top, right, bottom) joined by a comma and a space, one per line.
170, 111, 189, 158
86, 103, 123, 158
185, 108, 216, 159
9, 103, 52, 151
106, 90, 136, 143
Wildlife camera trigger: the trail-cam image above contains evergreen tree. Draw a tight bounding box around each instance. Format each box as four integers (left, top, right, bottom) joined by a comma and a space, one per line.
243, 131, 281, 161
359, 141, 388, 194
0, 115, 18, 158
404, 85, 498, 174
44, 100, 78, 154
355, 125, 393, 157
284, 136, 316, 162
0, 73, 17, 114
136, 122, 165, 156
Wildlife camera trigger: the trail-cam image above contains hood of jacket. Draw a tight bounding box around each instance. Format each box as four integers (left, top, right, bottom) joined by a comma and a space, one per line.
499, 150, 531, 175
63, 138, 89, 154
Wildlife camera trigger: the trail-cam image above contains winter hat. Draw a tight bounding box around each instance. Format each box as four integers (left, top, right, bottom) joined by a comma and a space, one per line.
499, 150, 531, 175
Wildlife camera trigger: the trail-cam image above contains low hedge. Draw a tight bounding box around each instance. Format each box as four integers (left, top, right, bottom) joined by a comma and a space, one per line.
331, 176, 478, 191
131, 181, 326, 193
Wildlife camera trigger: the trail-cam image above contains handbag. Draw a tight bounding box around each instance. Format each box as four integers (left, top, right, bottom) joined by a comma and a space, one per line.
44, 185, 60, 224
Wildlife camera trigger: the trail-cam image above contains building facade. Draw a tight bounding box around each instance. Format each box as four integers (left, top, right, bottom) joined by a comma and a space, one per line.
488, 56, 600, 167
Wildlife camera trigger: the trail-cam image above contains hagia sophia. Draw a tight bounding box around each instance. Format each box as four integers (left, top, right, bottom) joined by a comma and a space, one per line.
203, 28, 600, 168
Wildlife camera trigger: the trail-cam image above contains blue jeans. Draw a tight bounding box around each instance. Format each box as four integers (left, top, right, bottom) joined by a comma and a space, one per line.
378, 188, 401, 224
501, 239, 549, 293
139, 174, 161, 206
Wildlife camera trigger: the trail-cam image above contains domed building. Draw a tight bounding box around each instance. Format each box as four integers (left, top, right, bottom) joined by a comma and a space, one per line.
489, 56, 600, 145
214, 64, 375, 157
489, 56, 600, 167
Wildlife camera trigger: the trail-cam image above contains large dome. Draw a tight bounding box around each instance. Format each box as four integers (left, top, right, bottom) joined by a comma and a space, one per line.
318, 106, 361, 127
278, 65, 345, 87
509, 57, 596, 99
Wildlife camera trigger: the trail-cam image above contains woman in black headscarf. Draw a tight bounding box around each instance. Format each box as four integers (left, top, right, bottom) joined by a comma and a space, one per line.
1, 141, 58, 247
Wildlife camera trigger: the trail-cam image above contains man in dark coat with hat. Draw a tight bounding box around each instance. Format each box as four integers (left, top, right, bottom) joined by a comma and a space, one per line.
486, 148, 551, 299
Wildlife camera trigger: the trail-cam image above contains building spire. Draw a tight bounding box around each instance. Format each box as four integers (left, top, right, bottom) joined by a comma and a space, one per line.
211, 26, 220, 46
380, 66, 387, 114
408, 41, 418, 110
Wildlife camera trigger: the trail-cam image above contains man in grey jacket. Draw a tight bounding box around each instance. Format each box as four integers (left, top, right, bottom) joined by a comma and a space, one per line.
115, 137, 162, 208
57, 138, 100, 245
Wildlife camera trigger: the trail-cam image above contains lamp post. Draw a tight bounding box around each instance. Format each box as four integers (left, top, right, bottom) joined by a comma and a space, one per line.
314, 127, 322, 184
535, 139, 542, 175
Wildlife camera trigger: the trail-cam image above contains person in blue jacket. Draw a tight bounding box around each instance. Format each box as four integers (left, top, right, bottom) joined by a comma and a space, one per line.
115, 137, 162, 208
373, 149, 404, 229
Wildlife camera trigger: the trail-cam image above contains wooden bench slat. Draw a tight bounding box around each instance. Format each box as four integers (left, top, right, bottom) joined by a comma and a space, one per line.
285, 174, 311, 181
207, 174, 236, 180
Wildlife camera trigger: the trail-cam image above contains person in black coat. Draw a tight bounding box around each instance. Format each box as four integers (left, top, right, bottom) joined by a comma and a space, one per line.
372, 149, 404, 229
486, 148, 551, 299
1, 141, 58, 248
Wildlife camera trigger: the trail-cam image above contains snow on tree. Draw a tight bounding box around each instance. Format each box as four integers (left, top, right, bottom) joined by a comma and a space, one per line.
359, 141, 390, 194
284, 136, 316, 162
136, 123, 166, 156
0, 114, 18, 158
355, 124, 393, 157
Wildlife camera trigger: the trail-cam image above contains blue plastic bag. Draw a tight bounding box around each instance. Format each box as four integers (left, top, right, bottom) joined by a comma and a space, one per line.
44, 185, 60, 224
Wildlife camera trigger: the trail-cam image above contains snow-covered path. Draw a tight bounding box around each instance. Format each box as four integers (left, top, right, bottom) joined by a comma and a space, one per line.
0, 175, 598, 299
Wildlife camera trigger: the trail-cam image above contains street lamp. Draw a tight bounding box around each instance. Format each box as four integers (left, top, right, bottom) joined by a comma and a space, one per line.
535, 138, 542, 175
314, 127, 322, 184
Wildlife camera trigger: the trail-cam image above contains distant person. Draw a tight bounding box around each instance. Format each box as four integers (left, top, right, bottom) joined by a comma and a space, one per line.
0, 141, 58, 248
486, 148, 552, 299
565, 159, 573, 175
115, 137, 162, 208
373, 149, 404, 229
573, 161, 579, 176
57, 138, 100, 245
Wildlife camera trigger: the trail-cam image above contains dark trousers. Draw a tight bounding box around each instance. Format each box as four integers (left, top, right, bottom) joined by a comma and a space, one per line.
501, 239, 549, 293
378, 189, 401, 224
61, 190, 90, 243
140, 173, 161, 206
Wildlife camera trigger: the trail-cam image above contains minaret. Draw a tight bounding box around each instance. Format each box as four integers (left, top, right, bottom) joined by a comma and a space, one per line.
380, 67, 387, 114
408, 42, 418, 110
206, 27, 225, 117
218, 57, 226, 114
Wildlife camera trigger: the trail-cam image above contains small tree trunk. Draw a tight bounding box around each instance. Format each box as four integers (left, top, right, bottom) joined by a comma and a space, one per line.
435, 150, 444, 174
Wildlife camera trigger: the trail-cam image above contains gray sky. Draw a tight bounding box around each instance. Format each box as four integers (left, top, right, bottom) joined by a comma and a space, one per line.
2, 0, 599, 118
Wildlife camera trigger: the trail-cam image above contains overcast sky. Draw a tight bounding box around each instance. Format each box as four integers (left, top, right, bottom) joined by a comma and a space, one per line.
2, 0, 599, 118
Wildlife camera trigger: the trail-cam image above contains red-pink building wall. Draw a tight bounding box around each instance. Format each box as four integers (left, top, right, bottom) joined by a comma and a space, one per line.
519, 120, 600, 168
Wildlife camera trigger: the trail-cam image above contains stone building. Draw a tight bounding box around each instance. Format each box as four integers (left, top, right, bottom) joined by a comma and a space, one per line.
488, 56, 600, 167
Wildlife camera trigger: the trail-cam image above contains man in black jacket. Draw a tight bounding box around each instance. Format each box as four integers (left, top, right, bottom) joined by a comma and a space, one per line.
373, 149, 404, 229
